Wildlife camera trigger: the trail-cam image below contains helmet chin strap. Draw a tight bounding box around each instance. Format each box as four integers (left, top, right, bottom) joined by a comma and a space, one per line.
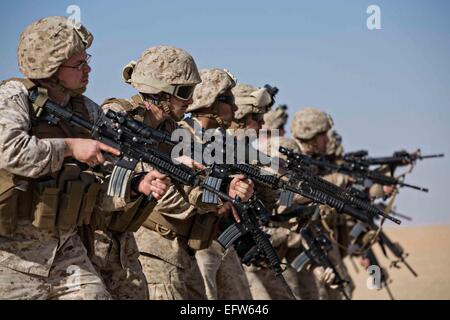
214, 115, 230, 129
160, 100, 172, 116
192, 112, 230, 130
211, 103, 231, 129
231, 119, 246, 130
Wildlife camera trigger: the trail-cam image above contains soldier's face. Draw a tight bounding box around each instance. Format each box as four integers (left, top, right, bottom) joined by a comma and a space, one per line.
315, 132, 330, 155
56, 50, 91, 90
216, 103, 236, 128
169, 95, 192, 121
245, 113, 264, 131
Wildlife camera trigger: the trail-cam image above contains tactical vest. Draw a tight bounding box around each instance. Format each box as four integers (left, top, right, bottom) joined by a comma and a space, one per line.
103, 97, 218, 250
0, 78, 101, 238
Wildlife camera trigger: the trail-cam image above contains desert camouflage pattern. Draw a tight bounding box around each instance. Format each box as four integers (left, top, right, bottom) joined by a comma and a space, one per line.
244, 265, 295, 300
103, 98, 217, 300
326, 130, 344, 158
263, 104, 289, 130
99, 99, 215, 300
17, 16, 93, 79
232, 84, 272, 120
282, 260, 320, 300
313, 243, 355, 300
92, 230, 148, 300
135, 227, 207, 300
0, 221, 111, 300
123, 45, 201, 95
187, 68, 236, 112
195, 241, 253, 300
291, 107, 333, 140
0, 80, 130, 300
0, 80, 67, 177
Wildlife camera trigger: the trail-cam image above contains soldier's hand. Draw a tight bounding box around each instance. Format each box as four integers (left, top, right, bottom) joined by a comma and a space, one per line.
64, 138, 120, 166
138, 170, 172, 200
228, 175, 254, 202
359, 257, 371, 269
323, 267, 337, 286
313, 266, 336, 286
382, 185, 396, 197
216, 201, 241, 223
174, 155, 205, 170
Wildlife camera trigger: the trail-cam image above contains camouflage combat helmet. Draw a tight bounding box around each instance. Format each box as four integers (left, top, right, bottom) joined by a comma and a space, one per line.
279, 136, 301, 153
263, 104, 289, 130
232, 84, 273, 120
18, 16, 93, 79
123, 45, 201, 101
291, 107, 333, 140
326, 130, 344, 157
187, 68, 237, 128
188, 68, 236, 112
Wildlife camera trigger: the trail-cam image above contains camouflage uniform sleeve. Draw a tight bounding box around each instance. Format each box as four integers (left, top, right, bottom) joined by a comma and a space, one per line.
0, 81, 65, 177
101, 101, 127, 114
292, 192, 313, 205
141, 159, 221, 216
322, 172, 350, 188
152, 184, 220, 220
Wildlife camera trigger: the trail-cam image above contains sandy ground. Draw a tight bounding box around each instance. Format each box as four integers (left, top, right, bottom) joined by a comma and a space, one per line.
344, 224, 450, 300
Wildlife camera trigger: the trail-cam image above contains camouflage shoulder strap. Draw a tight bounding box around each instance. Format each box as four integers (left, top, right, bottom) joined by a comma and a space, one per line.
1, 77, 49, 118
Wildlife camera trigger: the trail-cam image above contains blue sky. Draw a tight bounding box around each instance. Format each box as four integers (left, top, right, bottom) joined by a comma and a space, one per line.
1, 0, 449, 226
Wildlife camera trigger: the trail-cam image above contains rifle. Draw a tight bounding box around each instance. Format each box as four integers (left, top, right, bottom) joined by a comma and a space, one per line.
364, 248, 395, 300
378, 231, 418, 277
269, 205, 319, 223
217, 197, 296, 299
348, 220, 418, 278
143, 123, 395, 224
376, 203, 413, 221
354, 150, 444, 167
291, 223, 351, 300
280, 146, 429, 193
276, 148, 401, 224
205, 161, 399, 224
30, 91, 294, 295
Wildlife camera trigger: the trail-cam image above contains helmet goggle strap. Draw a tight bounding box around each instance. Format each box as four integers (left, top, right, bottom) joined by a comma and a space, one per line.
192, 102, 230, 129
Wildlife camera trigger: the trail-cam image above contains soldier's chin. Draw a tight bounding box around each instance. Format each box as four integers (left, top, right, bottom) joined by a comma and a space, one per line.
69, 86, 88, 96
171, 112, 185, 122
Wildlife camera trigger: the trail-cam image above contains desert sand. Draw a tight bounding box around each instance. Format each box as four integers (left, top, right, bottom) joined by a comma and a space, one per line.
344, 224, 450, 300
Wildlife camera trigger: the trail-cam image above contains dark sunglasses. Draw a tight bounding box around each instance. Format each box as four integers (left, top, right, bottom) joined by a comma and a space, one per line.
217, 95, 235, 106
